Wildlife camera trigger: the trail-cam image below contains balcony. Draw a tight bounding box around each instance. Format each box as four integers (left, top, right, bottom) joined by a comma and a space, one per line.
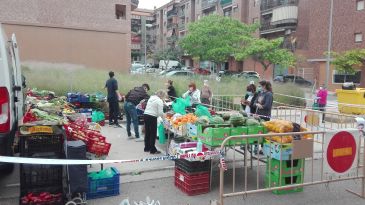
260, 21, 297, 35
271, 5, 298, 25
260, 0, 298, 11
220, 0, 232, 8
178, 10, 186, 18
167, 9, 178, 18
131, 44, 141, 50
131, 0, 139, 10
202, 0, 218, 10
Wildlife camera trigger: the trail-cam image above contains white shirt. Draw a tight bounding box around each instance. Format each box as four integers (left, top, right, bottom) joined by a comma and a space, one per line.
245, 95, 253, 114
144, 95, 164, 117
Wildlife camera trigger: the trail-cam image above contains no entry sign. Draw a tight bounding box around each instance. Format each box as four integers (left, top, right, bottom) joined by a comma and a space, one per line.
324, 130, 359, 178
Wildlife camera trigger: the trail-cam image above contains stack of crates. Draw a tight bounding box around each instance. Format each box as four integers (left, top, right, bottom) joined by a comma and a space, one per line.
265, 158, 305, 194
174, 159, 211, 196
19, 125, 65, 205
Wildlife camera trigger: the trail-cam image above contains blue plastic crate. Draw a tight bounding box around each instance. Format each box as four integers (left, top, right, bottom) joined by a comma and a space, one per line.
87, 167, 120, 200
79, 95, 90, 103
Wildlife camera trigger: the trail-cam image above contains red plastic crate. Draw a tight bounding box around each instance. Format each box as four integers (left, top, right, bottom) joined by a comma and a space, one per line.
175, 167, 210, 185
174, 167, 210, 196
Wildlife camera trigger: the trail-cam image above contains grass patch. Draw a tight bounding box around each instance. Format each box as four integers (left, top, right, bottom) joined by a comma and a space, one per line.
23, 65, 306, 107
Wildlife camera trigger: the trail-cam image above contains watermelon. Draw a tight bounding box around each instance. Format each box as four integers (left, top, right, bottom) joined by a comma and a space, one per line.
246, 118, 260, 126
210, 116, 225, 124
229, 113, 246, 127
222, 113, 231, 121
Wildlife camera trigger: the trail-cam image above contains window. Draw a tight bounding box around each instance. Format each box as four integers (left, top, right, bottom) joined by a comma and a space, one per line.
333, 71, 361, 84
233, 7, 239, 13
224, 8, 232, 17
357, 0, 365, 10
115, 4, 126, 19
186, 17, 189, 23
187, 3, 190, 8
355, 33, 363, 42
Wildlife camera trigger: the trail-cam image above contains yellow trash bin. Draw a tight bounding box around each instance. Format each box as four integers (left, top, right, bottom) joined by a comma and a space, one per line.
336, 88, 365, 115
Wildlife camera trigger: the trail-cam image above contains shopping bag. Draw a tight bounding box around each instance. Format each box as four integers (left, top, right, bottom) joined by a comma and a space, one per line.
172, 97, 191, 115
158, 123, 166, 144
195, 105, 211, 118
92, 111, 105, 122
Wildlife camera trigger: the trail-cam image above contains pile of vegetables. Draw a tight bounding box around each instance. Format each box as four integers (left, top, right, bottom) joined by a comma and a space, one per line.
22, 108, 65, 125
21, 192, 62, 204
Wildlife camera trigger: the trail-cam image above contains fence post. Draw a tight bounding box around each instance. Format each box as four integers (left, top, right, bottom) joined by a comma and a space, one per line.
219, 165, 224, 205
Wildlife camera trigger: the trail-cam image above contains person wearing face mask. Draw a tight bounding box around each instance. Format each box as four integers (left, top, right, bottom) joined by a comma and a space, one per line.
316, 85, 328, 123
254, 80, 273, 121
241, 84, 258, 115
182, 82, 201, 107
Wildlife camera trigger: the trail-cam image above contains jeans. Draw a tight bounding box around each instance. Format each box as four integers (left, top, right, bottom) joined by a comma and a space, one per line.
124, 101, 140, 138
144, 114, 158, 153
108, 100, 119, 124
319, 104, 326, 122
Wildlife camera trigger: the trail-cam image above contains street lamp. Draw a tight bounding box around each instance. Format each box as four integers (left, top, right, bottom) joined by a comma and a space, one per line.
144, 23, 153, 65
325, 0, 334, 88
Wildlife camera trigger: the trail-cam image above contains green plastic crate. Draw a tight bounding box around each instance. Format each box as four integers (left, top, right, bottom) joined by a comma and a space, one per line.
198, 124, 231, 147
243, 125, 267, 144
265, 173, 304, 195
229, 126, 248, 146
266, 158, 305, 177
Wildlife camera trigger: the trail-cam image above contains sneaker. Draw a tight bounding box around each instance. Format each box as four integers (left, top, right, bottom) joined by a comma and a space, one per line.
109, 123, 115, 126
114, 124, 122, 128
135, 138, 144, 142
128, 135, 134, 139
150, 151, 161, 154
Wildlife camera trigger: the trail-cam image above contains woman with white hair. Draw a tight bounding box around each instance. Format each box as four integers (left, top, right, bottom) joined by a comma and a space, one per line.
200, 80, 212, 105
143, 90, 167, 154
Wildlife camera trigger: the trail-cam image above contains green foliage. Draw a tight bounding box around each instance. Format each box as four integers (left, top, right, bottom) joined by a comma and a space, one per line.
235, 37, 296, 71
332, 49, 365, 74
179, 14, 258, 64
22, 65, 305, 106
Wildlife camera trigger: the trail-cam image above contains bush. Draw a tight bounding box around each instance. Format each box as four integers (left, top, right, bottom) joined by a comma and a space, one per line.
22, 65, 305, 107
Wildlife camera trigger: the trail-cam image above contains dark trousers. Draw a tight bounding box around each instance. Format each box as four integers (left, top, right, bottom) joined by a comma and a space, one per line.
144, 114, 158, 153
108, 101, 119, 124
124, 102, 140, 138
319, 104, 326, 122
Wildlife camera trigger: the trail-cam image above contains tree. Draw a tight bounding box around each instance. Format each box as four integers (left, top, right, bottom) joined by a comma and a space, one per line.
235, 37, 296, 78
179, 14, 258, 71
332, 49, 365, 86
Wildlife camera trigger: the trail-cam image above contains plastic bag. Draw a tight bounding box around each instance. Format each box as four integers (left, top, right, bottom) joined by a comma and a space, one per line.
194, 105, 211, 118
92, 111, 105, 122
172, 97, 191, 115
158, 123, 166, 144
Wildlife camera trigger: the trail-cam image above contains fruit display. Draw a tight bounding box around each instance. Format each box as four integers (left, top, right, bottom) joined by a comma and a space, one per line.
229, 113, 246, 127
263, 120, 314, 143
196, 116, 210, 126
209, 116, 225, 125
170, 113, 198, 128
262, 120, 294, 133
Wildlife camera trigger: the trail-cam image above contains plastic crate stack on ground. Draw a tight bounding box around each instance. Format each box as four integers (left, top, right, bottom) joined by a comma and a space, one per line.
86, 167, 120, 199
174, 159, 211, 196
19, 125, 65, 205
265, 159, 305, 194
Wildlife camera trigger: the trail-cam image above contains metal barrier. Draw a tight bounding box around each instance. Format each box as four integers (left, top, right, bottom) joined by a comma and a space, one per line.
211, 95, 242, 112
216, 131, 365, 205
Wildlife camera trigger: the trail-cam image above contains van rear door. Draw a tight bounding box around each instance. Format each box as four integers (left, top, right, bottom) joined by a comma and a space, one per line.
9, 34, 24, 119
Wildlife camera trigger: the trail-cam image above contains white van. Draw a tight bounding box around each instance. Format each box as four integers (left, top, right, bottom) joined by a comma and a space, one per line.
0, 24, 24, 173
159, 60, 181, 70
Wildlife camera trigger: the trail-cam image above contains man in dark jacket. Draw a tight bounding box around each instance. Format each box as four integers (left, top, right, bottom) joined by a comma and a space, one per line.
105, 71, 120, 127
124, 83, 150, 141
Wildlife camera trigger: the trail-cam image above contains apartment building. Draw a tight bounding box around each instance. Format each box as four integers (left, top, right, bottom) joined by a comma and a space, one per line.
0, 0, 138, 71
307, 0, 365, 91
131, 8, 155, 63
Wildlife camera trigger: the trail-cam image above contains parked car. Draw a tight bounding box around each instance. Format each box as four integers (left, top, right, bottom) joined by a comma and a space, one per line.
218, 70, 241, 77
130, 63, 145, 74
193, 68, 211, 75
274, 75, 313, 86
165, 70, 194, 77
0, 24, 24, 174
